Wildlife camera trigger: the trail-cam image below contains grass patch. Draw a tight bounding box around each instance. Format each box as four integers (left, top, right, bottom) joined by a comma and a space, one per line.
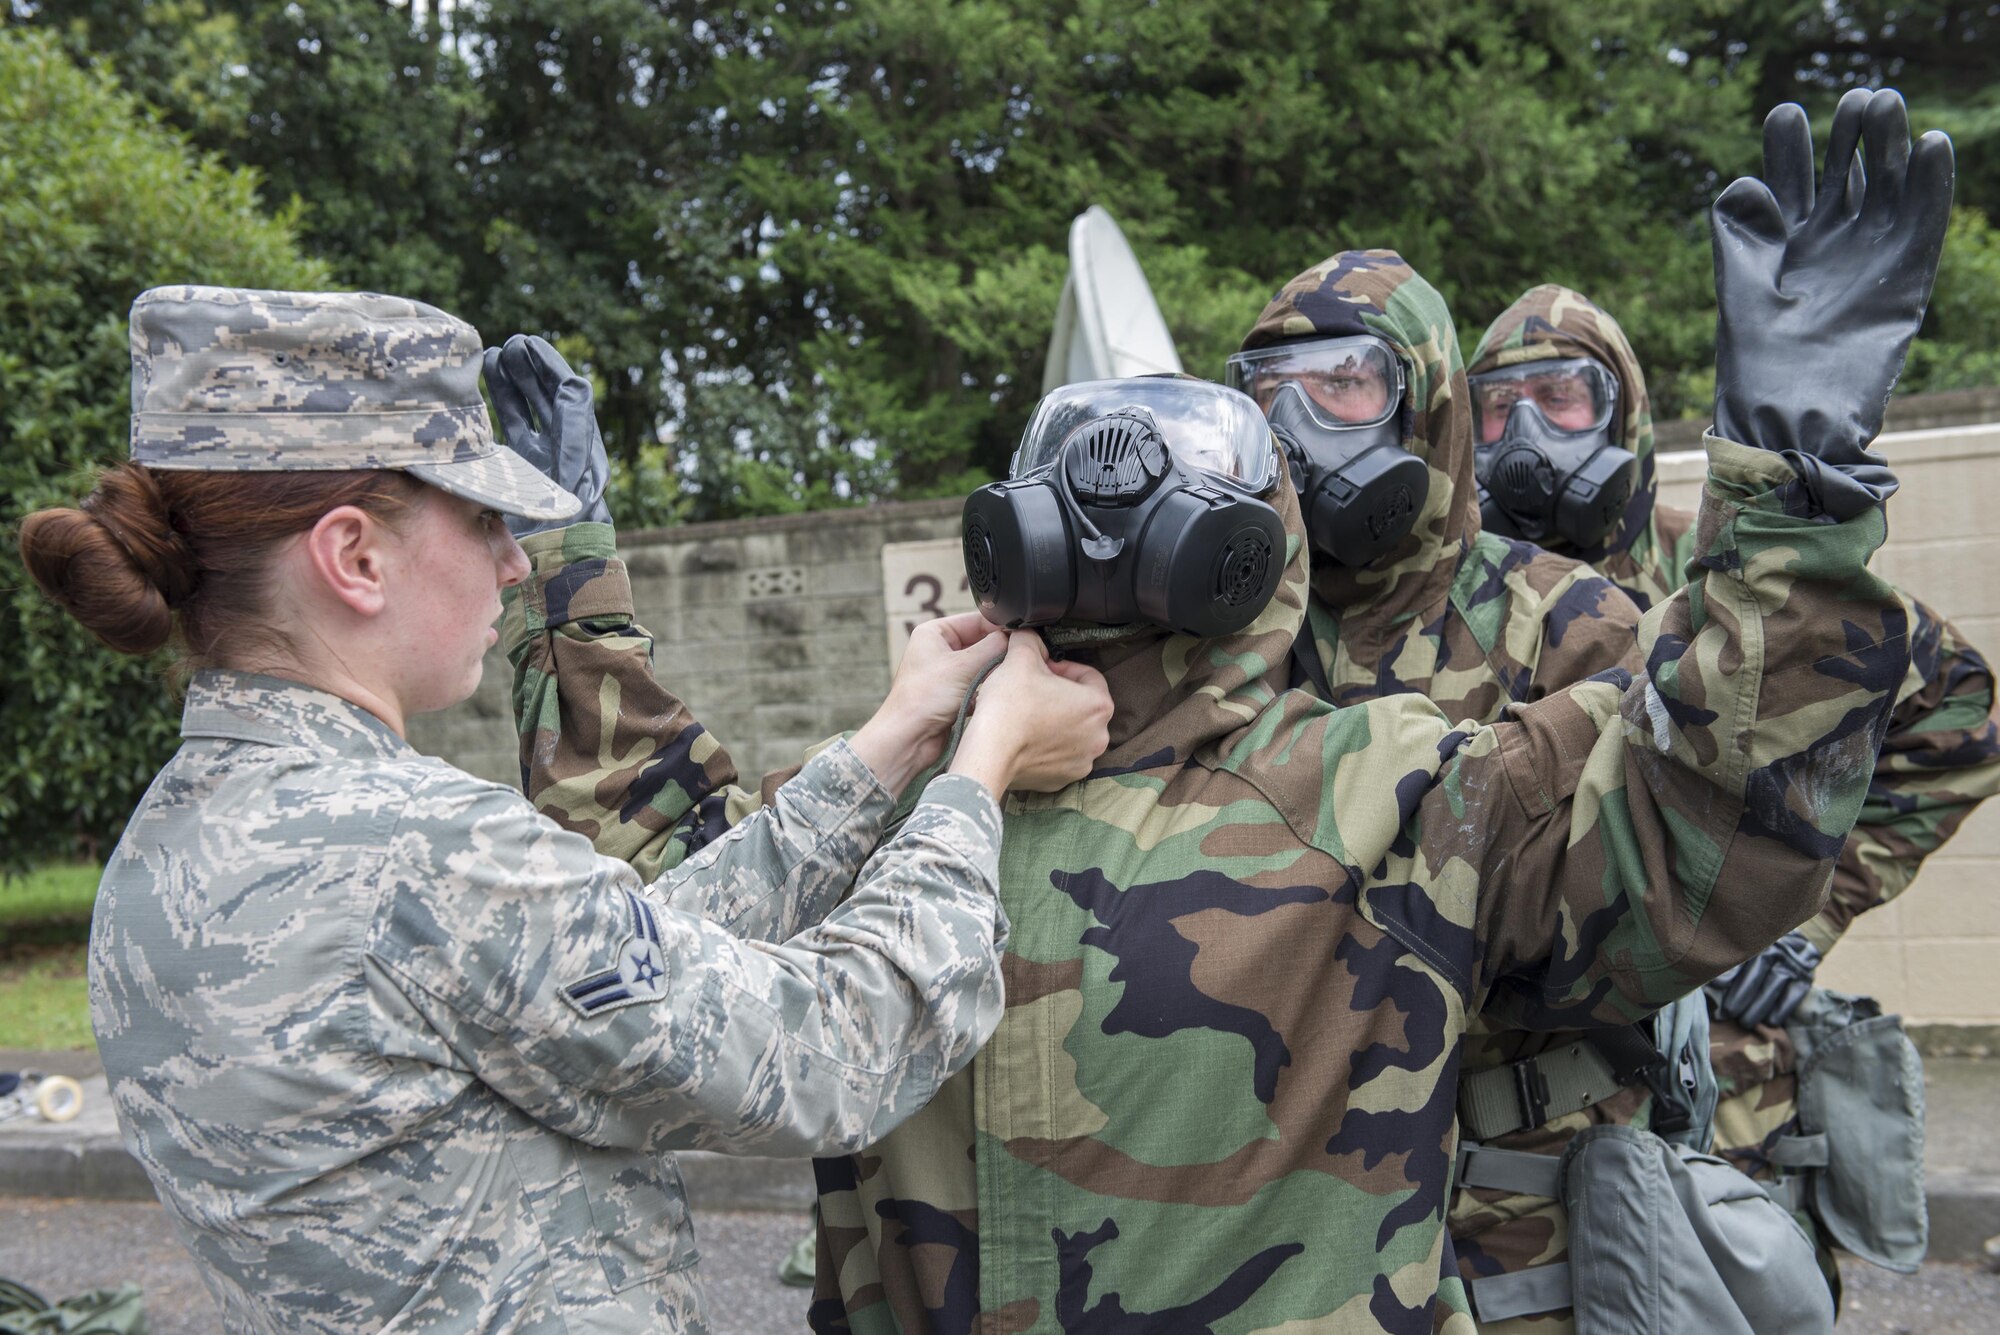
0, 943, 93, 1050
0, 863, 101, 947
0, 866, 101, 1049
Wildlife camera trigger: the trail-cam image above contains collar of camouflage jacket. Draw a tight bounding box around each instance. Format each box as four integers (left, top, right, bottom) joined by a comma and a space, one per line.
1240, 249, 1479, 661
1046, 477, 1309, 774
180, 668, 412, 758
1470, 284, 1665, 601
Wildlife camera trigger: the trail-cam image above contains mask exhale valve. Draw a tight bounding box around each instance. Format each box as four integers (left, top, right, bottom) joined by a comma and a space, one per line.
1476, 398, 1638, 548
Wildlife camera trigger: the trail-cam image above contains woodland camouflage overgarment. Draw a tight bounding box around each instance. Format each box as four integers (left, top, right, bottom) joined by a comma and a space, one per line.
1238, 253, 1646, 724
1450, 284, 2000, 1329
91, 670, 1007, 1335
507, 387, 1910, 1330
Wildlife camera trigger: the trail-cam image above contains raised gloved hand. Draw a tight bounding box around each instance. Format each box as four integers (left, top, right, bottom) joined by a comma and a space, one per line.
1711, 88, 1954, 518
1712, 930, 1823, 1029
482, 334, 613, 535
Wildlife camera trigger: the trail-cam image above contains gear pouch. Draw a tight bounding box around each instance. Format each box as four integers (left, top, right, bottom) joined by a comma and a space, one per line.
1782, 988, 1928, 1272
1561, 1124, 1832, 1335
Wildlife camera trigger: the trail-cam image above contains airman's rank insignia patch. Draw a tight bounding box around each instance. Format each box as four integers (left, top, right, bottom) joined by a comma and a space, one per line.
563, 886, 671, 1017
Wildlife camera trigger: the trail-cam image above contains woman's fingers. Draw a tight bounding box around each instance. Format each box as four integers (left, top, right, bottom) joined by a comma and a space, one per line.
1007, 628, 1052, 664
961, 631, 1008, 670
928, 611, 1007, 651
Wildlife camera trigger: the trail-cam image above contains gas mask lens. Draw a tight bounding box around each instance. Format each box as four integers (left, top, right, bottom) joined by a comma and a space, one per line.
1011, 377, 1279, 494
1223, 336, 1404, 430
1470, 356, 1636, 549
1468, 358, 1617, 445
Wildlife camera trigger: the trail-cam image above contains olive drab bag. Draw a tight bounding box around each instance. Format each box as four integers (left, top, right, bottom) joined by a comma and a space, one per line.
1452, 996, 1788, 1327
1561, 1125, 1834, 1335
0, 1280, 147, 1335
1764, 988, 1929, 1272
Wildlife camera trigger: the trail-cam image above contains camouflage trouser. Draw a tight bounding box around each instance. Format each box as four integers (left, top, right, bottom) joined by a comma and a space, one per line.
1709, 1016, 1843, 1305
1447, 1084, 1650, 1333
1710, 1017, 1804, 1175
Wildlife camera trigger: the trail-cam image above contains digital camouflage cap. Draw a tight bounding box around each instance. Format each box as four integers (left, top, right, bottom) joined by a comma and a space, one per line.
128, 286, 581, 521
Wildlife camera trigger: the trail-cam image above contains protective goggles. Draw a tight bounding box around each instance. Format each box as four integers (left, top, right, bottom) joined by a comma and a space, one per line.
1468, 357, 1618, 446
1012, 377, 1280, 495
1223, 335, 1406, 431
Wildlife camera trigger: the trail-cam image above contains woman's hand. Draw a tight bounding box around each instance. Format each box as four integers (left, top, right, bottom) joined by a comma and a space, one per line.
849, 613, 1009, 794
951, 632, 1113, 798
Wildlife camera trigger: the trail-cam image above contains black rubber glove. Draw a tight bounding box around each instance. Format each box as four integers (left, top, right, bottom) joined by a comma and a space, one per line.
482, 334, 613, 536
1712, 930, 1823, 1029
1711, 88, 1955, 518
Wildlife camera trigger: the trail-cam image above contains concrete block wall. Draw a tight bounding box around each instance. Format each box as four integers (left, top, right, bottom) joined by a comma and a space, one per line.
1656, 422, 2000, 1029
407, 498, 965, 791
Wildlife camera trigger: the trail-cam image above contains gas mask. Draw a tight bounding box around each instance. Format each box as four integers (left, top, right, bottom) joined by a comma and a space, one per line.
1469, 358, 1637, 549
963, 377, 1286, 637
1223, 334, 1429, 568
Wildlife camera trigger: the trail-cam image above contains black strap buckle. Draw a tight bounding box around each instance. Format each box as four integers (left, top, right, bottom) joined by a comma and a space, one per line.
1646, 1049, 1698, 1136
1586, 1023, 1666, 1085
1512, 1056, 1552, 1129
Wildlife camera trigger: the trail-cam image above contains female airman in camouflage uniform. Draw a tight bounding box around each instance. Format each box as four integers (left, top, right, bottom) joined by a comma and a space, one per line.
18, 286, 1114, 1334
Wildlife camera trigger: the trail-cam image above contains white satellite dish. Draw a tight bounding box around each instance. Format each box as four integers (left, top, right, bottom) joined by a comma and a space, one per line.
1042, 205, 1183, 393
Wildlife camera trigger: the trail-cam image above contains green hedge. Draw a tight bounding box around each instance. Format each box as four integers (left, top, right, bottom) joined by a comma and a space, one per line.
0, 29, 328, 868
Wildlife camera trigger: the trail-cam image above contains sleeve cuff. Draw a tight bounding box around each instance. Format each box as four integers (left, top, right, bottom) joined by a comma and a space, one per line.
919, 770, 1004, 821
1703, 431, 1897, 520
520, 521, 620, 571
499, 522, 634, 646
795, 737, 899, 829
1701, 431, 1811, 494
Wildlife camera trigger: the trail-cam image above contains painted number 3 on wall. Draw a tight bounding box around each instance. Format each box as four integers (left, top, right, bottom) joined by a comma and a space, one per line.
880, 539, 979, 671
903, 572, 970, 638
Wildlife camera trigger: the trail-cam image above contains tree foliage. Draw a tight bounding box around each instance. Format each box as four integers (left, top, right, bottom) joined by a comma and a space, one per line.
4, 2, 1996, 860
24, 1, 1996, 521
0, 25, 329, 867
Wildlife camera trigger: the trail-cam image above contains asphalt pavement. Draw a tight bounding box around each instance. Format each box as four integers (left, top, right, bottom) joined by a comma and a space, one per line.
0, 1197, 819, 1334
6, 1056, 1998, 1329
6, 1194, 2000, 1332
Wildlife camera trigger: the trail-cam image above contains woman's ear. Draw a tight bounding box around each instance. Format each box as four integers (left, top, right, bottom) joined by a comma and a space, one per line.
301, 505, 393, 618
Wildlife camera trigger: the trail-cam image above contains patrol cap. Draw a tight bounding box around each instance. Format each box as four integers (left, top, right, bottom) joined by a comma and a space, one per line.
128, 286, 582, 521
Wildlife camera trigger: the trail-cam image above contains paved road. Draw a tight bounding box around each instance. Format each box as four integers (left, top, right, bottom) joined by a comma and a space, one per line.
4, 1195, 1997, 1332
0, 1197, 817, 1333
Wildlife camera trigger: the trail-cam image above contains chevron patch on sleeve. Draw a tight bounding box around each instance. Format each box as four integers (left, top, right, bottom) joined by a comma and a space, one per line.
562, 886, 671, 1017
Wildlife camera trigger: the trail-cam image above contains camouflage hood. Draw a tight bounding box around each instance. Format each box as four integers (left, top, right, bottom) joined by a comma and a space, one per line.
1047, 469, 1309, 774
1469, 285, 1662, 590
1240, 250, 1479, 658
